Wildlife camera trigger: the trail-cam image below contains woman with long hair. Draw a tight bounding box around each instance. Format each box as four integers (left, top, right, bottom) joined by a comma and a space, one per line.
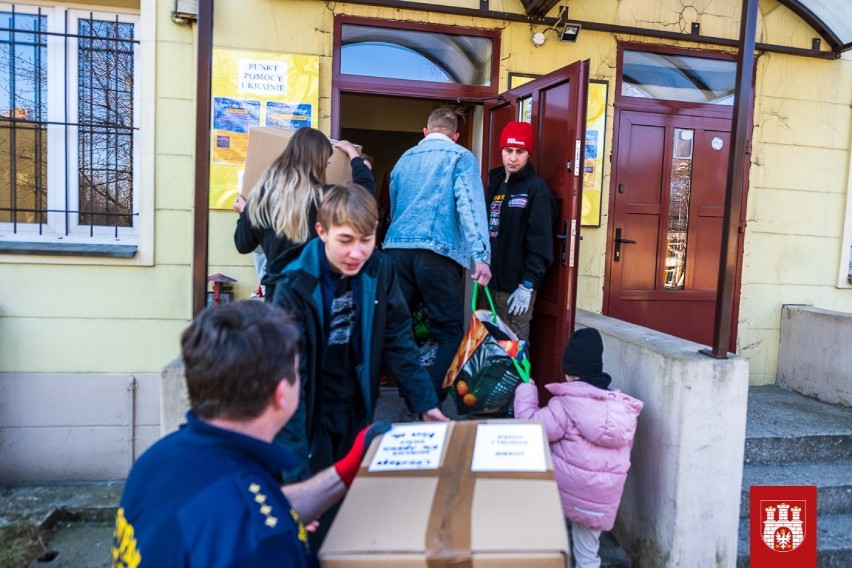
234, 127, 375, 299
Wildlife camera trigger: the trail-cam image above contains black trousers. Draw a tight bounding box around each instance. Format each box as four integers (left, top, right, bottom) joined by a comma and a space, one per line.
308, 405, 368, 547
386, 248, 464, 401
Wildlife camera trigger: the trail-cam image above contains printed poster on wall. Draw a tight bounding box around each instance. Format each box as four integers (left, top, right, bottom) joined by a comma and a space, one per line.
582, 80, 608, 227
209, 48, 319, 209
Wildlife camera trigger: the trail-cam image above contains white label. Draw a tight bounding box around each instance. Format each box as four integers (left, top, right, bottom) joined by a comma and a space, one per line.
368, 423, 448, 471
569, 219, 577, 268
471, 423, 547, 472
574, 139, 581, 176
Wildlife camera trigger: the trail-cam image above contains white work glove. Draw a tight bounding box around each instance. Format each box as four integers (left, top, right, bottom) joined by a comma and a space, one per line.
507, 284, 532, 316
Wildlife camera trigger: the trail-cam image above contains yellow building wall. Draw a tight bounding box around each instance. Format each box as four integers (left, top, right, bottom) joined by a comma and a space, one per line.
0, 0, 195, 374
206, 0, 851, 387
741, 49, 852, 384
1, 0, 847, 384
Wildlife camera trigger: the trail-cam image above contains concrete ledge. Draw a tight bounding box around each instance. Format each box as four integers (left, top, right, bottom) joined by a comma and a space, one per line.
577, 310, 749, 568
0, 482, 123, 528
778, 305, 852, 406
160, 356, 189, 436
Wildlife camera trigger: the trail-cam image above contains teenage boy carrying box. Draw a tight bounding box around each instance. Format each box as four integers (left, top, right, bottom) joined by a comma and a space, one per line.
270, 183, 448, 539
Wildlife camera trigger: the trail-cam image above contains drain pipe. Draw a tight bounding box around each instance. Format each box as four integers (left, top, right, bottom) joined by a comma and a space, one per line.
701, 0, 758, 359
192, 0, 215, 316
127, 375, 138, 469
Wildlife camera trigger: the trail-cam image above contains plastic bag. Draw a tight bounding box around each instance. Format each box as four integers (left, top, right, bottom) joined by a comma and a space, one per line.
442, 284, 530, 415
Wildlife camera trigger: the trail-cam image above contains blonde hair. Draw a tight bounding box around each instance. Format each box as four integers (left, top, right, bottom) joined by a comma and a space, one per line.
427, 107, 460, 135
317, 183, 378, 237
247, 127, 333, 243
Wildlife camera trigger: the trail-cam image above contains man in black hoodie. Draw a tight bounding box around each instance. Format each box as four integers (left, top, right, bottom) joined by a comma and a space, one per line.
485, 121, 557, 341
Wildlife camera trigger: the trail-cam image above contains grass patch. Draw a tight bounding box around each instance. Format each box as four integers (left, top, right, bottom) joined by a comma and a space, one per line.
0, 522, 52, 568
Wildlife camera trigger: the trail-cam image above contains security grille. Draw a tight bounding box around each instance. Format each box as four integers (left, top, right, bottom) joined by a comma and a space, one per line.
0, 4, 139, 241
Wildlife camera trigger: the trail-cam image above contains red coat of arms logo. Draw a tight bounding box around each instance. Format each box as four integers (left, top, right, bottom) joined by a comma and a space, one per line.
760, 500, 806, 552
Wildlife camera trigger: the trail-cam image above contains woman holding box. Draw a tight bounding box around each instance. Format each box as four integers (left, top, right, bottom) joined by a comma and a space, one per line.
234, 127, 374, 299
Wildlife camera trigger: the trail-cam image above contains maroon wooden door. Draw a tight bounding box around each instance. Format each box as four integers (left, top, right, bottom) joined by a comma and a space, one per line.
604, 110, 732, 345
483, 60, 589, 385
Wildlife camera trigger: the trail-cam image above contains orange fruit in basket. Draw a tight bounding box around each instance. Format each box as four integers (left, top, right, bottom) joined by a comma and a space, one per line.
455, 380, 469, 396
463, 393, 478, 406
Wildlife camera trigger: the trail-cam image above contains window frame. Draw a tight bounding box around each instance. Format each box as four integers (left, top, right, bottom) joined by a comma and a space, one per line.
615, 42, 736, 120
0, 2, 144, 255
331, 15, 500, 136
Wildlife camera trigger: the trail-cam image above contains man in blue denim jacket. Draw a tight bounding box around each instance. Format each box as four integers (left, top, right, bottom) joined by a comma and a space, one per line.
383, 107, 492, 401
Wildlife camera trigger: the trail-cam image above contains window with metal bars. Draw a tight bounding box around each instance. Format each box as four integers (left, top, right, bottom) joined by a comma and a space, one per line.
0, 3, 139, 253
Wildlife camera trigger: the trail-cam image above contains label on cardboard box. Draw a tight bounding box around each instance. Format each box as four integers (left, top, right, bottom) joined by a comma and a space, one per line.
471, 423, 548, 472
368, 423, 448, 472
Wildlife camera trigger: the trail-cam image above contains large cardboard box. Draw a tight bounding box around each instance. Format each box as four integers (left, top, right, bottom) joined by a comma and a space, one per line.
240, 127, 359, 196
320, 420, 570, 567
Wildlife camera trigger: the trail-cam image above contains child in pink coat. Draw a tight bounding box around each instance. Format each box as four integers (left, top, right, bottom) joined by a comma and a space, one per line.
513, 327, 643, 568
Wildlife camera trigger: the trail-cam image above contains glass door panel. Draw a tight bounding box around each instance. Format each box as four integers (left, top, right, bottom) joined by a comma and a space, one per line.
664, 128, 694, 290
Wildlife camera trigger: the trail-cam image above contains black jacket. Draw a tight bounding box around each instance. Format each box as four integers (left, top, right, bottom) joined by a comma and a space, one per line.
269, 238, 438, 481
234, 156, 375, 288
486, 162, 557, 292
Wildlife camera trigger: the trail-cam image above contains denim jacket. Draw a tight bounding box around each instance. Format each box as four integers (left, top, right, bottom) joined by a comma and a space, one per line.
383, 133, 491, 268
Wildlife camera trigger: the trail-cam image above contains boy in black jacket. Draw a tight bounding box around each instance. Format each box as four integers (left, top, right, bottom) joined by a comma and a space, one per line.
485, 121, 557, 340
270, 183, 448, 541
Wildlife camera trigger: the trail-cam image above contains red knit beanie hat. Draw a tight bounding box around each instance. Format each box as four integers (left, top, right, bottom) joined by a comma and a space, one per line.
499, 121, 535, 154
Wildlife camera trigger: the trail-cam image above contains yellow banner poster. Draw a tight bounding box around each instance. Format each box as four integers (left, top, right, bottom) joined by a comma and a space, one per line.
582, 81, 607, 227
209, 48, 319, 209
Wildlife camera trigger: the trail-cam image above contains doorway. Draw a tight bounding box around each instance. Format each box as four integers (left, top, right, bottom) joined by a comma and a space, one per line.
338, 93, 475, 244
337, 60, 589, 386
332, 16, 588, 385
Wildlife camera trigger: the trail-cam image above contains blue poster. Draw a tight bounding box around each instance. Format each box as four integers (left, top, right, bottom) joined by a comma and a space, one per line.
266, 102, 312, 129
585, 130, 599, 159
213, 97, 260, 133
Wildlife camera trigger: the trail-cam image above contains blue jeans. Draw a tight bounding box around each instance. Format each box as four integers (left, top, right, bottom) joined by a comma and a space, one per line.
386, 249, 464, 401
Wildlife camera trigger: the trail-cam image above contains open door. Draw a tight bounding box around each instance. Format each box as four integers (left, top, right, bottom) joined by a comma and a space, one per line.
483, 60, 589, 387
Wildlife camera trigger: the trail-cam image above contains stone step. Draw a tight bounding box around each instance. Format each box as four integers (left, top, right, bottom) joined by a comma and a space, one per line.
0, 482, 123, 529
737, 513, 852, 568
744, 386, 852, 465
744, 433, 852, 465
739, 459, 852, 518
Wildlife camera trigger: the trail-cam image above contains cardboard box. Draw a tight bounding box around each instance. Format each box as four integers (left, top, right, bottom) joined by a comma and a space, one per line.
240, 127, 359, 196
320, 420, 570, 567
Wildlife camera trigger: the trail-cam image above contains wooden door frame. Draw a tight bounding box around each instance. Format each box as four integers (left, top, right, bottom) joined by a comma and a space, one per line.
603, 42, 753, 352
330, 15, 501, 137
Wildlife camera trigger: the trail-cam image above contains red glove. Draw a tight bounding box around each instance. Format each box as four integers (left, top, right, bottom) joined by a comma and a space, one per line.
334, 422, 391, 487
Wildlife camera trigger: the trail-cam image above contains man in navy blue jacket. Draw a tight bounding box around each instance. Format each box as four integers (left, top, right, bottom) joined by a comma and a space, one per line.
112, 300, 384, 567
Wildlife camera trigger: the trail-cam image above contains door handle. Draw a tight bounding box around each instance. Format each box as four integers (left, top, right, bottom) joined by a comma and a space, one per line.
614, 228, 636, 262
556, 220, 568, 266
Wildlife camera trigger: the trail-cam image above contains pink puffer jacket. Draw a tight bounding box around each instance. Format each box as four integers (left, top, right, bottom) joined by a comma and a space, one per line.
514, 380, 643, 531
